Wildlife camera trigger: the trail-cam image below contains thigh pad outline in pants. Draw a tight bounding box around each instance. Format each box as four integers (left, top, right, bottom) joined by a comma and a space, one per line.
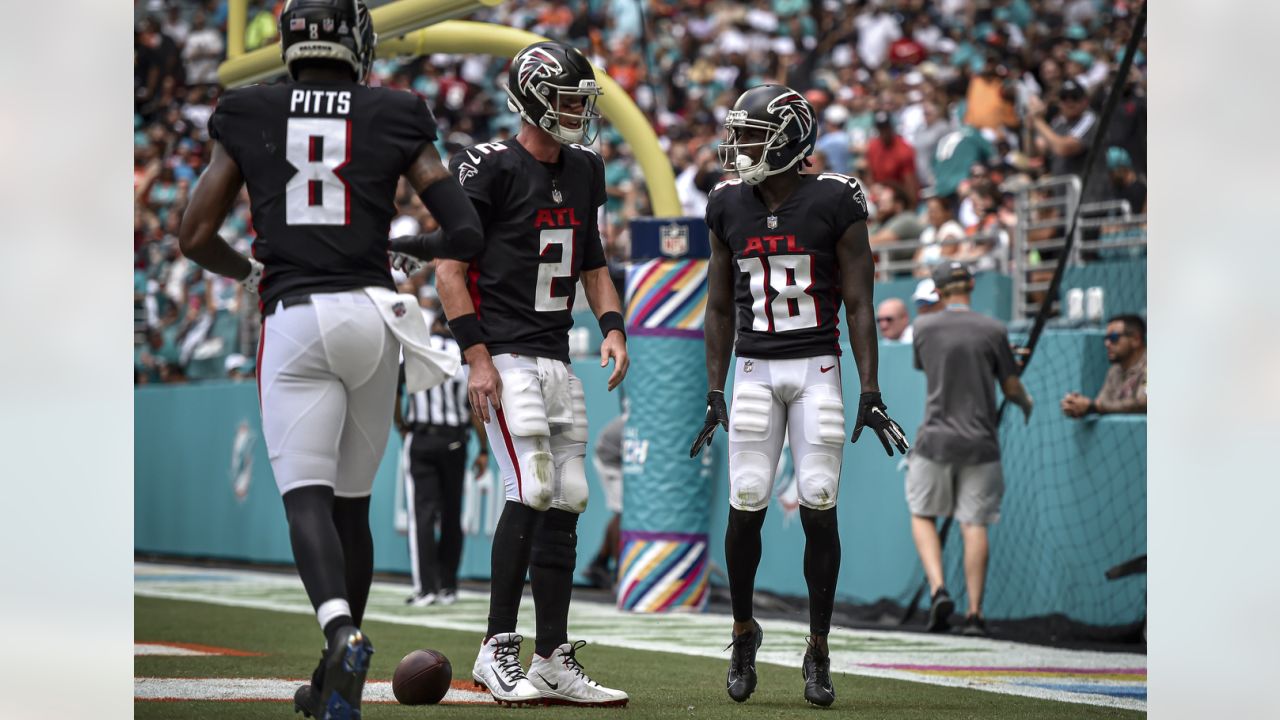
487, 358, 555, 510
791, 381, 846, 510
259, 296, 396, 498
548, 373, 589, 514
729, 380, 785, 511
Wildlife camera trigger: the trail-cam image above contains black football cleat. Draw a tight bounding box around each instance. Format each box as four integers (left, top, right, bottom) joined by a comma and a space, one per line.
725, 620, 763, 703
293, 651, 327, 718
802, 637, 835, 707
300, 626, 374, 720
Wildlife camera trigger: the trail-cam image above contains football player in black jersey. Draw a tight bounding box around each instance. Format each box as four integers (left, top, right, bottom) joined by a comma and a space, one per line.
177, 2, 484, 718
689, 85, 910, 708
432, 41, 629, 707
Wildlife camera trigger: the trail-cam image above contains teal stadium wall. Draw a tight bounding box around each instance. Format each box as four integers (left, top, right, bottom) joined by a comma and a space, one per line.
134, 280, 1145, 626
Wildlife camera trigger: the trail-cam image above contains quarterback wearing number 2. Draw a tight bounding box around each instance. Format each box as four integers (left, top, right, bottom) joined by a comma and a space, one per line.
690, 84, 910, 709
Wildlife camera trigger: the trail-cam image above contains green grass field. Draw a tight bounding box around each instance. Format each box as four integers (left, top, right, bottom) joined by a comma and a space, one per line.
135, 596, 1142, 719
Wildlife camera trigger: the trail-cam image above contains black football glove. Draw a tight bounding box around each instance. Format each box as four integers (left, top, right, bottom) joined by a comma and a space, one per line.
851, 391, 909, 456
689, 390, 729, 458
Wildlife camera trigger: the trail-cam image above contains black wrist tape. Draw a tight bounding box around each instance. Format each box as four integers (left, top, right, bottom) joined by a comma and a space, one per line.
448, 313, 486, 351
598, 311, 625, 340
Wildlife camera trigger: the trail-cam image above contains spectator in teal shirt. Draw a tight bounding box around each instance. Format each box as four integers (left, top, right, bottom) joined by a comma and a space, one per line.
932, 126, 996, 198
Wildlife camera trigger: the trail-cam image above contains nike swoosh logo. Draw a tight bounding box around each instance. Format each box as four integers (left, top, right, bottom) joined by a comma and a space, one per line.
492, 673, 517, 693
467, 150, 482, 164
537, 673, 559, 690
820, 365, 835, 373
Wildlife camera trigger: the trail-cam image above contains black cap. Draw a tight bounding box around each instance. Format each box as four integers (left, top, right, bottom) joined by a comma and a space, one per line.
1060, 79, 1086, 100
931, 261, 973, 290
873, 110, 892, 127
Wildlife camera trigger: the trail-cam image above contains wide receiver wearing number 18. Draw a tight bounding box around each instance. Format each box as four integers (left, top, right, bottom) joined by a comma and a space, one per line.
690, 84, 909, 708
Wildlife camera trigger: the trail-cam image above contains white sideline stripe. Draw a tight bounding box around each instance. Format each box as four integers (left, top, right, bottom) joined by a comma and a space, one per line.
135, 644, 214, 657
135, 562, 1145, 712
134, 677, 493, 704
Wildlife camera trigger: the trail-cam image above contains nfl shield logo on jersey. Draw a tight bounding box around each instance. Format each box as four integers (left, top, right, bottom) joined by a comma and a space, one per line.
392, 301, 406, 318
660, 223, 689, 257
767, 215, 778, 229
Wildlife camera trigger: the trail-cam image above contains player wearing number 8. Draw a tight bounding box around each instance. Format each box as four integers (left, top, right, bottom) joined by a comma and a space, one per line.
178, 2, 487, 718
691, 84, 909, 708
433, 41, 629, 708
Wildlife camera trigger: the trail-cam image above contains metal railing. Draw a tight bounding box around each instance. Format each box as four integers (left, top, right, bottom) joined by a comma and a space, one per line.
866, 174, 1146, 319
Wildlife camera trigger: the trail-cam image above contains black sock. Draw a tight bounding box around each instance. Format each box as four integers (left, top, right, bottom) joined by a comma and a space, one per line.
725, 507, 768, 626
486, 501, 538, 638
332, 496, 373, 626
531, 508, 579, 657
282, 486, 351, 643
800, 506, 841, 637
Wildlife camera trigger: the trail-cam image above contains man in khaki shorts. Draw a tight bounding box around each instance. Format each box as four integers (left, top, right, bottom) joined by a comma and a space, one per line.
907, 261, 1033, 636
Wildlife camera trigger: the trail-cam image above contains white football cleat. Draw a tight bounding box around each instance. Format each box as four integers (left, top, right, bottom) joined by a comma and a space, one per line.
528, 640, 629, 707
471, 633, 542, 706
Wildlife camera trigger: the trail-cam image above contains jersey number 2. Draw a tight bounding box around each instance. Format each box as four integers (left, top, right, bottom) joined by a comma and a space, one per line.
536, 228, 574, 312
285, 118, 350, 226
738, 254, 818, 332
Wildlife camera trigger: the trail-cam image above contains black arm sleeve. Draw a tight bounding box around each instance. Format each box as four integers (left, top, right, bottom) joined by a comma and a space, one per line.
416, 178, 485, 261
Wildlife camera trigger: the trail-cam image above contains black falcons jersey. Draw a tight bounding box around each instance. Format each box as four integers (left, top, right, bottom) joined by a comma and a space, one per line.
450, 139, 607, 363
705, 172, 870, 359
208, 80, 438, 311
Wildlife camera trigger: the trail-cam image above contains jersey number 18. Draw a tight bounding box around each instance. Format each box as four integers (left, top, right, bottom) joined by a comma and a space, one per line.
738, 254, 819, 332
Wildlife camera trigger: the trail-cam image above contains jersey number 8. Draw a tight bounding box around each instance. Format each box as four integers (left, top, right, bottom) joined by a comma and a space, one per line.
738, 254, 818, 332
285, 118, 351, 226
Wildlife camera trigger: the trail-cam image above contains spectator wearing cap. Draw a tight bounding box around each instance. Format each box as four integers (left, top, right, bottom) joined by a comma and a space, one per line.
1061, 314, 1147, 418
912, 278, 942, 316
876, 298, 913, 343
1026, 79, 1109, 201
866, 111, 920, 205
815, 104, 853, 175
1107, 147, 1146, 213
907, 261, 1033, 637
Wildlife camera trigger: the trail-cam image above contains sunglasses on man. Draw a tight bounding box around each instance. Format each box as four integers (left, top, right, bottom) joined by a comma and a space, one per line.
1103, 332, 1131, 344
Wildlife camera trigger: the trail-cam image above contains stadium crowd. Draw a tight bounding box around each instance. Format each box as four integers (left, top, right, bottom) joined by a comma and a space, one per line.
134, 0, 1146, 384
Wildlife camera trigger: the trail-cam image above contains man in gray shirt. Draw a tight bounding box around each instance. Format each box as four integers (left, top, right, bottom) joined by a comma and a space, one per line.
907, 262, 1033, 636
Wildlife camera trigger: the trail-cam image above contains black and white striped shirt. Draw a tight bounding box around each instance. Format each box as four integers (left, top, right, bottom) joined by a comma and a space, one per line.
405, 334, 470, 428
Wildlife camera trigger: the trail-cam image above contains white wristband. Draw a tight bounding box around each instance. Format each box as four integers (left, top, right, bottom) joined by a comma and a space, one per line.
242, 257, 264, 294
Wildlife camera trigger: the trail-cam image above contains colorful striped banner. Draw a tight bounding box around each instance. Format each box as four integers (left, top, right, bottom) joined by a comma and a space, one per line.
616, 531, 709, 613
625, 259, 708, 337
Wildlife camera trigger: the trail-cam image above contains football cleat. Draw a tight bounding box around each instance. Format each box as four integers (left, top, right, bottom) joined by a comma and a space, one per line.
292, 651, 327, 718
802, 637, 835, 707
405, 592, 438, 607
294, 626, 373, 720
472, 633, 542, 706
726, 620, 763, 703
437, 589, 458, 606
528, 640, 629, 707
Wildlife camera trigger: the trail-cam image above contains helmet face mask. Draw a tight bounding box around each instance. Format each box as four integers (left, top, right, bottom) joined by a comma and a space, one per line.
717, 85, 816, 185
279, 0, 377, 83
506, 43, 603, 145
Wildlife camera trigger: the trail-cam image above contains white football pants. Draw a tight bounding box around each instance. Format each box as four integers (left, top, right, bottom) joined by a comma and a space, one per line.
257, 290, 400, 498
728, 355, 846, 511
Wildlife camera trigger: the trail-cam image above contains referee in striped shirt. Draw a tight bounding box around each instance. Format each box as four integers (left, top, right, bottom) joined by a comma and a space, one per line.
397, 313, 488, 607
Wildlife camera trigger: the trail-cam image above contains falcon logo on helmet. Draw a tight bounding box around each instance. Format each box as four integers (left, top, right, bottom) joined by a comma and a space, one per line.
718, 84, 818, 186
768, 91, 815, 145
518, 48, 564, 97
505, 41, 603, 145
279, 0, 377, 84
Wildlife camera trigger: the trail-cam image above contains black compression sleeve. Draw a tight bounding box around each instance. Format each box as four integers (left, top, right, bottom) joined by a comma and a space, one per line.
418, 178, 485, 261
